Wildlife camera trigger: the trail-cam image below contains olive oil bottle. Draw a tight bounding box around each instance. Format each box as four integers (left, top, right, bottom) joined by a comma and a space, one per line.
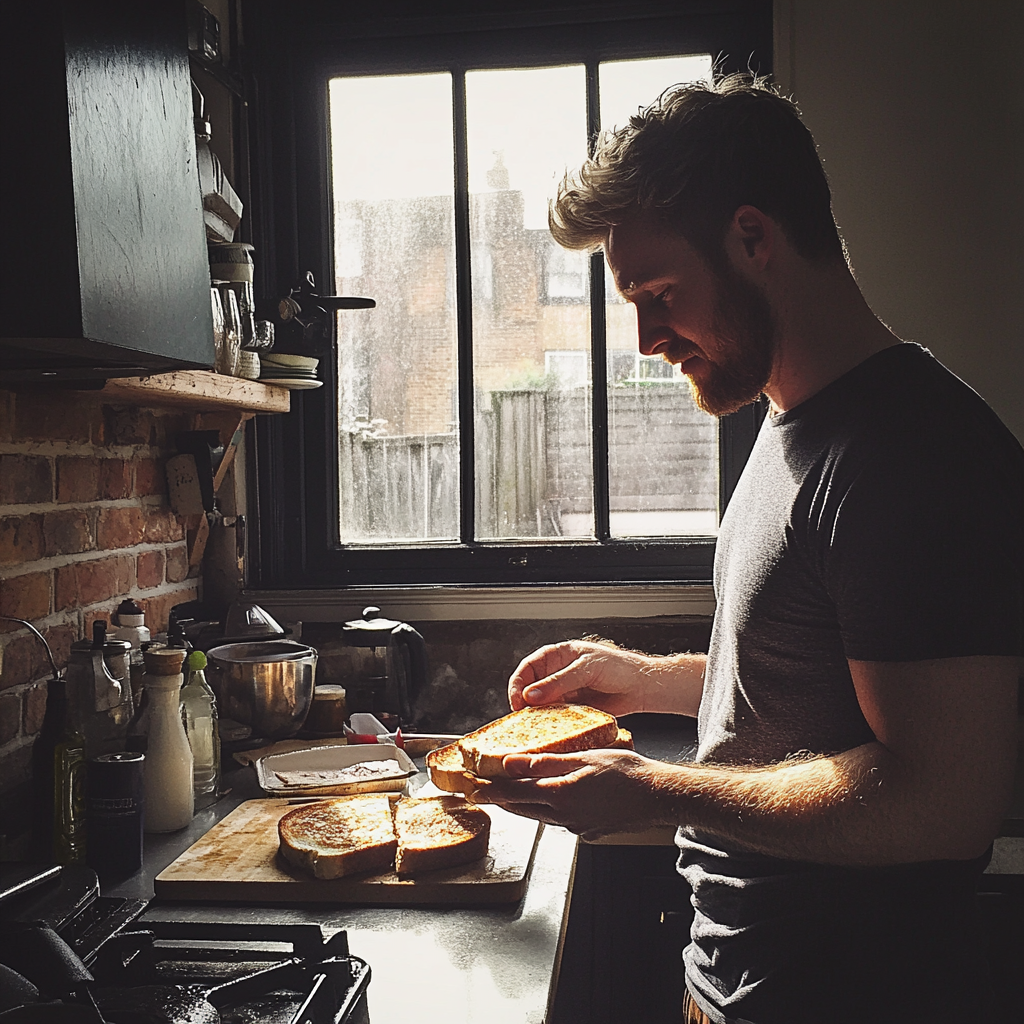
48, 678, 86, 863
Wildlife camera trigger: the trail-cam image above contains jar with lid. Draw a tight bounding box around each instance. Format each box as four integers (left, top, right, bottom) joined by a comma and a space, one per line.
141, 647, 193, 832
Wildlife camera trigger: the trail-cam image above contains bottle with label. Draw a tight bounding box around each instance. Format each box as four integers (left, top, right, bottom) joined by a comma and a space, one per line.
180, 650, 220, 799
141, 647, 193, 832
113, 598, 151, 649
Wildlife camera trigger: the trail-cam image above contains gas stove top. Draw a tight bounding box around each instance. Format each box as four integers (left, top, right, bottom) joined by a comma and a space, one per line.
0, 867, 370, 1024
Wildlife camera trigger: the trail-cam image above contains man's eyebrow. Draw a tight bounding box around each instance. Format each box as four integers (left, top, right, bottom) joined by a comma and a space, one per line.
620, 276, 654, 298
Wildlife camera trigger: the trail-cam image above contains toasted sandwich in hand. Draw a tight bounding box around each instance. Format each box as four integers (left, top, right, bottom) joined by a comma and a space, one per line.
427, 703, 633, 794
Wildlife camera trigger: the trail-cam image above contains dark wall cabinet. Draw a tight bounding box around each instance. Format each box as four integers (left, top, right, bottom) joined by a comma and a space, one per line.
0, 0, 214, 383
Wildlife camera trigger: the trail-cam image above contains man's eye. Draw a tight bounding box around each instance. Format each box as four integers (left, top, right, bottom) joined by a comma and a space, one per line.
654, 288, 670, 305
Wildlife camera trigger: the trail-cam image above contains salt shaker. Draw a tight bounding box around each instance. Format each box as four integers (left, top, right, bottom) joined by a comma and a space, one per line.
141, 647, 194, 832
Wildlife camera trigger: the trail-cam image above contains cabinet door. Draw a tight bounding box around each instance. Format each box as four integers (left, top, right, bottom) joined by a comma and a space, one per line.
0, 0, 214, 376
552, 844, 693, 1024
65, 0, 214, 367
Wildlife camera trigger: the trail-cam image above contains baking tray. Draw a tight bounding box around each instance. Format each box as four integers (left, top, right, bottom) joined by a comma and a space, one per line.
255, 743, 417, 796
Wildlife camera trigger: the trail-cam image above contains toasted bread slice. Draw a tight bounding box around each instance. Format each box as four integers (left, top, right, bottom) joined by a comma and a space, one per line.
278, 794, 397, 880
432, 723, 633, 793
427, 741, 478, 795
393, 796, 491, 878
610, 727, 634, 750
458, 703, 619, 778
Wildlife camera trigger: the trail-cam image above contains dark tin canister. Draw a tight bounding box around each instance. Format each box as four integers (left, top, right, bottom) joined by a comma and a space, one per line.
86, 751, 145, 880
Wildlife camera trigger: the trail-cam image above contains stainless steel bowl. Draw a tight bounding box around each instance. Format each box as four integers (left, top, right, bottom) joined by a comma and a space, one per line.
206, 641, 317, 739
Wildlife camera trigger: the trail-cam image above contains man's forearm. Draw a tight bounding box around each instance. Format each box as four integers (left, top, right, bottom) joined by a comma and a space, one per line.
642, 741, 1002, 866
639, 651, 707, 716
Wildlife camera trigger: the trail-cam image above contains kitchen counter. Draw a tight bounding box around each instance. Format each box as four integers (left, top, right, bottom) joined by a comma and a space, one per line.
106, 757, 578, 1024
102, 716, 699, 1023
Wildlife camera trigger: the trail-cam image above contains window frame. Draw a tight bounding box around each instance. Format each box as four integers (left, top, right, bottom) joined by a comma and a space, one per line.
248, 0, 771, 589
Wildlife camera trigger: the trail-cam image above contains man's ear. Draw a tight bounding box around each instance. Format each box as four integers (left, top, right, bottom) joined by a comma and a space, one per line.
726, 205, 774, 270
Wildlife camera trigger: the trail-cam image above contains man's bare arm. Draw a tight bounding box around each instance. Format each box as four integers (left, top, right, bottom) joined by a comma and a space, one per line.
508, 639, 706, 717
487, 656, 1018, 864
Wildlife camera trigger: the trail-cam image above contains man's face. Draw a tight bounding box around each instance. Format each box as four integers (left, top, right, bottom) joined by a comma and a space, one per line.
605, 212, 776, 416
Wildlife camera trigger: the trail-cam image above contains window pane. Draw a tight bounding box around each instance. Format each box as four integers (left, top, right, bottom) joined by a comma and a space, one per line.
329, 74, 459, 544
466, 65, 592, 541
600, 56, 719, 537
599, 54, 715, 131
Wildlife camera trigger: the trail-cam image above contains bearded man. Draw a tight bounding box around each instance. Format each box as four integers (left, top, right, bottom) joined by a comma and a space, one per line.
476, 75, 1024, 1023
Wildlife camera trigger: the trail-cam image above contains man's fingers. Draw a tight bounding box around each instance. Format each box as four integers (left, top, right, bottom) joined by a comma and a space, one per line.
502, 753, 591, 779
519, 663, 593, 706
508, 643, 592, 708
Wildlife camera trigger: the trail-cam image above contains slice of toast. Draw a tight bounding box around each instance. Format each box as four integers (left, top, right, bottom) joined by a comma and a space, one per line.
278, 794, 397, 880
427, 741, 477, 795
610, 727, 634, 750
458, 704, 620, 778
393, 796, 491, 878
430, 726, 633, 794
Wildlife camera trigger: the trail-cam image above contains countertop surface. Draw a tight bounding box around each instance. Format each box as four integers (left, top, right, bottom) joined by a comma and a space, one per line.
103, 714, 698, 1024
106, 749, 579, 1024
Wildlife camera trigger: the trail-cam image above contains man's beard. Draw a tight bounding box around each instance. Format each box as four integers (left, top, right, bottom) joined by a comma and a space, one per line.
685, 263, 776, 417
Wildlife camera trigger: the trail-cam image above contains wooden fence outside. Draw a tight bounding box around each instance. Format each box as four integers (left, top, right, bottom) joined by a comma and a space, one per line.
338, 384, 717, 542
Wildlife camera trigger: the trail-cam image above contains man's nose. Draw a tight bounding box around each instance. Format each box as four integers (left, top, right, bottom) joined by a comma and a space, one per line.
637, 309, 674, 357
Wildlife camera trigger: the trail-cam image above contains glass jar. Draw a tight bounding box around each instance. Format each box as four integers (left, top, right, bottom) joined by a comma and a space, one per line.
215, 285, 242, 376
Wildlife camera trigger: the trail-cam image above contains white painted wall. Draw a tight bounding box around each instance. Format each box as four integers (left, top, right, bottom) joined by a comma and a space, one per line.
775, 0, 1024, 440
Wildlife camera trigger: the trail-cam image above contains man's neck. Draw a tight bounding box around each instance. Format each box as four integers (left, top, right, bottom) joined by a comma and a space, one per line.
762, 260, 901, 414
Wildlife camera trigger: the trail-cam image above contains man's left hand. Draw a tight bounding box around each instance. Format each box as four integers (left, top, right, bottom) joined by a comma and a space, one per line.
469, 749, 663, 841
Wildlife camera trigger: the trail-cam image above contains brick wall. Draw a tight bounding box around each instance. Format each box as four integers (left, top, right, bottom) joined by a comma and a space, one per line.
0, 388, 204, 855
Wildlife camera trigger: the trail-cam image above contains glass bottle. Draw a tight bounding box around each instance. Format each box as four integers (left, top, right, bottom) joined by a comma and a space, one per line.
125, 641, 159, 753
141, 647, 193, 832
51, 679, 86, 864
113, 598, 150, 710
180, 650, 220, 799
216, 285, 242, 376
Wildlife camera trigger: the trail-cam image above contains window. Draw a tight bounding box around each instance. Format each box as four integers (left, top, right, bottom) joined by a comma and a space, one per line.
252, 3, 771, 587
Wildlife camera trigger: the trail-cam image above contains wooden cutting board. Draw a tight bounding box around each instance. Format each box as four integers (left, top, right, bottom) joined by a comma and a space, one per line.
155, 798, 542, 905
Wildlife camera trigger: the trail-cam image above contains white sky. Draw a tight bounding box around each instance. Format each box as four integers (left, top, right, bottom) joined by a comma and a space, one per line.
328, 54, 714, 228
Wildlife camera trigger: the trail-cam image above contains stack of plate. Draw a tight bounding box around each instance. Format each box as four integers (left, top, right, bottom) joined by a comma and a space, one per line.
259, 353, 322, 390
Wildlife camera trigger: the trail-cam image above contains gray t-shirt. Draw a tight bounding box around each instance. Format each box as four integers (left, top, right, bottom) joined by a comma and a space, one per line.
678, 344, 1024, 1024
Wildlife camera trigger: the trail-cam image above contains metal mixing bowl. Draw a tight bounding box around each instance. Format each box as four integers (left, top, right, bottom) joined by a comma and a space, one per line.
206, 641, 317, 739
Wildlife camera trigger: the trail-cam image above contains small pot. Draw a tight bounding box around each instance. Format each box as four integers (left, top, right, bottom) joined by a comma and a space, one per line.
206, 641, 317, 739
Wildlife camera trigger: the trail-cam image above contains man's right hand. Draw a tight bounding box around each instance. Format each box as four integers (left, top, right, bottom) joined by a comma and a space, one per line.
508, 640, 708, 717
507, 640, 658, 715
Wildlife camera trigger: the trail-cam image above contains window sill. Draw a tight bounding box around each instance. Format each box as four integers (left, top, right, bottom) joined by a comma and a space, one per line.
244, 583, 716, 622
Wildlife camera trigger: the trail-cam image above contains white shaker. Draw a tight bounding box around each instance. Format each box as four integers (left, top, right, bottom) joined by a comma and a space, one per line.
141, 647, 194, 832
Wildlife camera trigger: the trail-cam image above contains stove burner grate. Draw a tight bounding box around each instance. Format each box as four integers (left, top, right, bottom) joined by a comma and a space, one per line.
90, 922, 369, 1024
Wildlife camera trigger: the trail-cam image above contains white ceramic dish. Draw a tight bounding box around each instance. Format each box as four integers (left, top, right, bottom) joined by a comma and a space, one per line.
261, 378, 323, 391
261, 353, 319, 368
256, 742, 417, 796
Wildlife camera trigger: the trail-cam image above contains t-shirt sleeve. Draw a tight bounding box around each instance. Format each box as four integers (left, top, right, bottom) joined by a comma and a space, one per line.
824, 432, 1024, 662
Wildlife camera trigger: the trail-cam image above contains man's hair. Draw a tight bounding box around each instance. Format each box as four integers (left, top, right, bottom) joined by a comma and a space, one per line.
550, 73, 844, 263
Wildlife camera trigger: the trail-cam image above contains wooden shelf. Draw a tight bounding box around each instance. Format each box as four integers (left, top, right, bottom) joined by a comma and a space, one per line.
100, 370, 291, 413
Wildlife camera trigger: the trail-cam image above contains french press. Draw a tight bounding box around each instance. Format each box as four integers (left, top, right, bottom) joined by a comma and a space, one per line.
341, 607, 428, 726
